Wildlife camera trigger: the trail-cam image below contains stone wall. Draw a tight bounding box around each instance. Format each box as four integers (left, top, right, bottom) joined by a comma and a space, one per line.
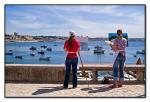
5, 64, 65, 83
5, 64, 145, 84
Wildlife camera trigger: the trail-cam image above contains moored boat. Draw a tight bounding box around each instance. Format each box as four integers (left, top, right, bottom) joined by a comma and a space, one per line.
39, 57, 50, 61
30, 53, 35, 56
38, 51, 45, 55
136, 49, 145, 54
29, 46, 37, 50
5, 52, 13, 55
40, 45, 47, 48
94, 45, 105, 54
15, 56, 23, 59
46, 47, 52, 51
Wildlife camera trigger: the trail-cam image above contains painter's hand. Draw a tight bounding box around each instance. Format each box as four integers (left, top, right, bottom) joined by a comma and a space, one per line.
108, 43, 113, 47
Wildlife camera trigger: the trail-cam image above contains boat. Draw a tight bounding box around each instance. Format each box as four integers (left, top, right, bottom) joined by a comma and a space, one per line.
133, 54, 137, 57
109, 52, 113, 55
54, 44, 57, 46
29, 46, 37, 50
15, 56, 22, 59
30, 53, 35, 56
46, 47, 52, 51
136, 49, 145, 54
5, 52, 13, 55
40, 45, 47, 48
94, 45, 105, 54
38, 51, 45, 55
39, 57, 50, 61
9, 40, 15, 42
9, 50, 13, 52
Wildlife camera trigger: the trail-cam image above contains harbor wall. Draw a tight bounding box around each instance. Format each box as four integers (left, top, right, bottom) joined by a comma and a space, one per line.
5, 64, 145, 84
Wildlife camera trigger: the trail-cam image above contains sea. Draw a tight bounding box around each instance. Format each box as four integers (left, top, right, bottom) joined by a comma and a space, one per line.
5, 39, 145, 65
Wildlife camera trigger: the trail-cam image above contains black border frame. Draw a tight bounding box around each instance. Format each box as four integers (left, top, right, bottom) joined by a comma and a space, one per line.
4, 4, 147, 98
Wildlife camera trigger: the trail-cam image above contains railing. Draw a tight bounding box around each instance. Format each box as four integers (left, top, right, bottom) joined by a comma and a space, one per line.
5, 64, 145, 84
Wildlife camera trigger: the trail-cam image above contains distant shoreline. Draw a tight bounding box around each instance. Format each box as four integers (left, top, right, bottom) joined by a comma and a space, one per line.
15, 40, 39, 42
5, 34, 144, 42
6, 38, 144, 42
5, 40, 66, 42
5, 40, 39, 42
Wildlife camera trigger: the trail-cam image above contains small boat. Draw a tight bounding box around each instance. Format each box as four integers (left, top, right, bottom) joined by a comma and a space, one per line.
30, 53, 35, 56
15, 56, 22, 59
133, 54, 137, 57
136, 50, 145, 54
10, 40, 15, 42
94, 45, 104, 54
46, 47, 52, 51
54, 44, 57, 46
9, 50, 13, 52
109, 52, 113, 55
29, 46, 37, 50
38, 51, 45, 55
5, 52, 13, 55
40, 45, 47, 48
39, 57, 50, 61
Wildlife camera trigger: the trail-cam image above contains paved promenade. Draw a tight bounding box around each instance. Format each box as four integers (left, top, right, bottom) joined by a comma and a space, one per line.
5, 83, 145, 97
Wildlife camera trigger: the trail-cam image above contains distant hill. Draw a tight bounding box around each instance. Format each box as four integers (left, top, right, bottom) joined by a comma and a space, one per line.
5, 34, 144, 42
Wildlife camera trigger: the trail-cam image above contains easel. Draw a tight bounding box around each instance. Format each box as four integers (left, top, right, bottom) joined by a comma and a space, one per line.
78, 52, 90, 88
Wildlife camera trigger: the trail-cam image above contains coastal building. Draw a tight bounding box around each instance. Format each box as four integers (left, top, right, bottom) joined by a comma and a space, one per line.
5, 32, 34, 41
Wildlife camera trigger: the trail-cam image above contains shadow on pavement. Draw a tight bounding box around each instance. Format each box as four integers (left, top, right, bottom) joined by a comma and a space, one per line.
32, 86, 66, 95
81, 85, 113, 93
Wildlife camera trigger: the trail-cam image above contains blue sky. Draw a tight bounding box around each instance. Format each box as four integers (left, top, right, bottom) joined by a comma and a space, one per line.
5, 5, 145, 38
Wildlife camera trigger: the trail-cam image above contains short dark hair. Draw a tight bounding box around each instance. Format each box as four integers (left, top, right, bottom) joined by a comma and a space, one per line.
117, 29, 122, 34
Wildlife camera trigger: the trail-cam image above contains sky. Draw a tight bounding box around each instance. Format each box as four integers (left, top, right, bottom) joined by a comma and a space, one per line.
5, 5, 145, 38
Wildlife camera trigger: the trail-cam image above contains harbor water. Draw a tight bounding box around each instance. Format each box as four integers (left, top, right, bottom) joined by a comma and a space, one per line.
5, 39, 145, 80
5, 39, 145, 65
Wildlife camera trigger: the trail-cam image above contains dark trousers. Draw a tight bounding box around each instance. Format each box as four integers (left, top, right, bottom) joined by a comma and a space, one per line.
64, 58, 78, 87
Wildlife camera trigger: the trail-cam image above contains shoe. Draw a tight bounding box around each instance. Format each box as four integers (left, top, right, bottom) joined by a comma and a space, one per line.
63, 86, 68, 89
72, 86, 77, 88
117, 81, 123, 87
109, 84, 118, 88
118, 84, 123, 87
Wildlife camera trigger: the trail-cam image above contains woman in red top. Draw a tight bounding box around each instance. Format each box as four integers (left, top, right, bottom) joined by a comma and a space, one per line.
63, 31, 80, 88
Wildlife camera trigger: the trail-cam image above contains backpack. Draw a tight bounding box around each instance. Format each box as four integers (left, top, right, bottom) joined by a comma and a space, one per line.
101, 77, 110, 84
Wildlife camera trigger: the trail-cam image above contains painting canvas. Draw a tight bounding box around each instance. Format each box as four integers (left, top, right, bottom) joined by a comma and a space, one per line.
108, 33, 128, 41
77, 36, 89, 51
108, 33, 128, 46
